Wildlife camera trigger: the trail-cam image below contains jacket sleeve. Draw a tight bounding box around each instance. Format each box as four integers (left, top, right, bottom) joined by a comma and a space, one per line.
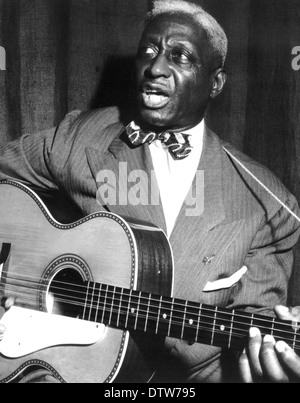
0, 110, 81, 192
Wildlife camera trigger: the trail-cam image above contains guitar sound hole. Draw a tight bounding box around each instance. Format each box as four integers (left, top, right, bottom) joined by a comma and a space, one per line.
48, 269, 85, 319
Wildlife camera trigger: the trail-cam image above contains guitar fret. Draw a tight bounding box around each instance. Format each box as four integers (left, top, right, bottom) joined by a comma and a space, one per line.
271, 316, 275, 336
210, 307, 217, 345
92, 282, 101, 322
293, 324, 298, 350
144, 293, 151, 332
155, 296, 162, 334
167, 298, 174, 337
88, 282, 96, 321
134, 291, 141, 330
82, 281, 91, 320
95, 283, 102, 323
250, 312, 254, 328
116, 287, 123, 328
125, 289, 132, 329
195, 303, 201, 343
228, 310, 234, 349
101, 284, 108, 324
181, 301, 188, 340
108, 286, 116, 325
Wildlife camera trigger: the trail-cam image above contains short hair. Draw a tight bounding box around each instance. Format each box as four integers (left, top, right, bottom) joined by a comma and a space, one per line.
146, 0, 228, 68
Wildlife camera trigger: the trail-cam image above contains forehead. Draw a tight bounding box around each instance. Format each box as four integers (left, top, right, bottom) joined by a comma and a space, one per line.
141, 13, 207, 52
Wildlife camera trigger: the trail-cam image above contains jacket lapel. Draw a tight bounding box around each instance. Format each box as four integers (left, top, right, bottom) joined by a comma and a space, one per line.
85, 123, 166, 232
170, 126, 226, 239
169, 126, 228, 296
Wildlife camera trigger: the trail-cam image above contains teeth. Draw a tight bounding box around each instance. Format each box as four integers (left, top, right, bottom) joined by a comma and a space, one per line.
141, 87, 169, 108
146, 91, 160, 95
144, 93, 167, 107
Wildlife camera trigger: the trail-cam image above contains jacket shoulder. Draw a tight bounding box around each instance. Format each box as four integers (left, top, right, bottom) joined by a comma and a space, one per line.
205, 128, 298, 219
70, 106, 122, 135
221, 138, 287, 195
218, 136, 299, 222
56, 107, 124, 149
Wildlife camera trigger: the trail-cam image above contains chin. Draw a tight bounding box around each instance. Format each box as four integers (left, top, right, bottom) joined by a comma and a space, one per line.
138, 108, 173, 130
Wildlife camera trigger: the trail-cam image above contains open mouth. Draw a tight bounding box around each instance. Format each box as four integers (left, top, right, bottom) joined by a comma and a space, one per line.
141, 86, 170, 109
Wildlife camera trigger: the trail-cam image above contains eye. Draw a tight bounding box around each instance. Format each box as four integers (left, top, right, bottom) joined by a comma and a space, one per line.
138, 46, 157, 59
170, 49, 192, 66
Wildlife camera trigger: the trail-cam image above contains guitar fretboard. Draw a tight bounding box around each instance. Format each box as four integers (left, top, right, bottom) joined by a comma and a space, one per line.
77, 282, 300, 353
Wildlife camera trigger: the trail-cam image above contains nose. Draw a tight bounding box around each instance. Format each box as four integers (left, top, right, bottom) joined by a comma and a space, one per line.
147, 52, 171, 78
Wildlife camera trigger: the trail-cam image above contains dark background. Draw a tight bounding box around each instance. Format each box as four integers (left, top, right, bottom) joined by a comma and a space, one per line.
0, 0, 300, 304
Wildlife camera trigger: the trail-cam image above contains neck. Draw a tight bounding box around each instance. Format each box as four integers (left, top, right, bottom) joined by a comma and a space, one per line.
80, 280, 300, 354
135, 118, 204, 134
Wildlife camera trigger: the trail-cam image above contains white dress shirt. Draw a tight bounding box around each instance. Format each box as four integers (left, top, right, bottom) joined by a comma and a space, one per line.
149, 120, 204, 237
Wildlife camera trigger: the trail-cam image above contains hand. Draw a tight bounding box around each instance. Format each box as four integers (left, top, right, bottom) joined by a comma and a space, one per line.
3, 297, 15, 310
238, 305, 300, 382
0, 296, 15, 340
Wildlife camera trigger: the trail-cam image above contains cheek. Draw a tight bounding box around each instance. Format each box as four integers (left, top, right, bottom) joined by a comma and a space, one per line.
135, 62, 146, 85
172, 77, 210, 122
186, 74, 211, 105
175, 77, 199, 110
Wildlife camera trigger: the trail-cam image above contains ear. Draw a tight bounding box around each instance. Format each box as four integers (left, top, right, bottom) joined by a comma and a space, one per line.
210, 68, 227, 99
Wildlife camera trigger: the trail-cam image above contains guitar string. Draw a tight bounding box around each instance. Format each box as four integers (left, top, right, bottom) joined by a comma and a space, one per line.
1, 270, 296, 332
2, 273, 299, 336
1, 284, 295, 349
2, 276, 300, 347
4, 286, 300, 350
56, 294, 300, 348
222, 146, 300, 224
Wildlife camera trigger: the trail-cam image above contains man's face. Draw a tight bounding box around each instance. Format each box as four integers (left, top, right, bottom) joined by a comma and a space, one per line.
135, 13, 217, 131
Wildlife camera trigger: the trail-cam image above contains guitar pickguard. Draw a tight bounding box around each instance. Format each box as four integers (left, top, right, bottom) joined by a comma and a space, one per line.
0, 306, 106, 358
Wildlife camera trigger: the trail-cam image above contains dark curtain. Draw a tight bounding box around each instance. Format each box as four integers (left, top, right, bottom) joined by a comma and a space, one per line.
0, 0, 300, 304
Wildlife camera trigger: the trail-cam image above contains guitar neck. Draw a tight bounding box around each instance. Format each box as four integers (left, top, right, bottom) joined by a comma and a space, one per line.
80, 282, 300, 353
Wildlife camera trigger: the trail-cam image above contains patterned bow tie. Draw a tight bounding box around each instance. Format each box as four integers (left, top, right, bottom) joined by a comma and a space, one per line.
125, 121, 192, 160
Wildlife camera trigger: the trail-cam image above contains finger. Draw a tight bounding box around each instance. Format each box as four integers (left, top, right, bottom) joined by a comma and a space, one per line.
274, 305, 300, 334
275, 305, 300, 322
275, 341, 300, 380
274, 305, 292, 320
238, 348, 253, 383
260, 335, 289, 382
290, 307, 300, 331
247, 327, 264, 380
290, 306, 300, 318
0, 323, 6, 340
4, 297, 15, 310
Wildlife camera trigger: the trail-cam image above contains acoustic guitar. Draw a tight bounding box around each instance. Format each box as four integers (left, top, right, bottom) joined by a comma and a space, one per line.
0, 180, 298, 383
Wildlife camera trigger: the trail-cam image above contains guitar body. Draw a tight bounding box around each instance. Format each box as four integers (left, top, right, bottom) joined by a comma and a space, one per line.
0, 180, 173, 383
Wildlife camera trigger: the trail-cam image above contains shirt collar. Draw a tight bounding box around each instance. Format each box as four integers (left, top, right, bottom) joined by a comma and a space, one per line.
181, 119, 204, 149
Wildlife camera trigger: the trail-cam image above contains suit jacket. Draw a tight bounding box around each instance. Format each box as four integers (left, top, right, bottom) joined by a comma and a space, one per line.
0, 106, 299, 382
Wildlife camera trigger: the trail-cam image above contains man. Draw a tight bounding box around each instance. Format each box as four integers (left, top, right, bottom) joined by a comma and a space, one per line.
0, 0, 299, 383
